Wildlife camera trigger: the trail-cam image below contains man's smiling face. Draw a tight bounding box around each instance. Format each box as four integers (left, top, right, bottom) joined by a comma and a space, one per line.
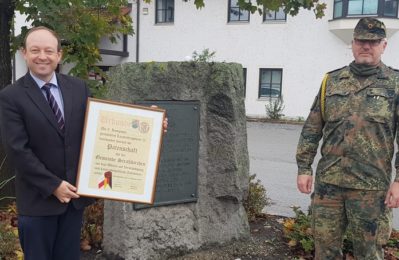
22, 29, 62, 82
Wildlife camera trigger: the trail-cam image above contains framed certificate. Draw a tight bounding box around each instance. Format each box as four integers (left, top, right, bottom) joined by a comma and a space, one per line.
76, 98, 165, 204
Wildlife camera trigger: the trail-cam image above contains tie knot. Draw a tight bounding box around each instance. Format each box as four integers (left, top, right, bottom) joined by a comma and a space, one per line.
42, 83, 54, 92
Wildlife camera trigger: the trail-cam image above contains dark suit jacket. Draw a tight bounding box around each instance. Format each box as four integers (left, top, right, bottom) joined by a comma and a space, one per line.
0, 72, 94, 216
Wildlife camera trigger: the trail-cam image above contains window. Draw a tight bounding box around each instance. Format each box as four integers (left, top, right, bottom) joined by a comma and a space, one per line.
348, 0, 378, 15
384, 0, 399, 16
334, 0, 344, 17
264, 7, 287, 21
259, 69, 282, 98
156, 0, 174, 23
228, 0, 250, 22
334, 0, 398, 18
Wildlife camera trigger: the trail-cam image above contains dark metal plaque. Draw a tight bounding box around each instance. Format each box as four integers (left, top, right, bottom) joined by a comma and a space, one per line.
133, 101, 200, 209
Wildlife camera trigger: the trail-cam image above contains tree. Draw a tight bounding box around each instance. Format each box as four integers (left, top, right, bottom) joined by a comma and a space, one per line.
14, 0, 134, 95
0, 0, 15, 89
0, 0, 17, 207
178, 0, 326, 18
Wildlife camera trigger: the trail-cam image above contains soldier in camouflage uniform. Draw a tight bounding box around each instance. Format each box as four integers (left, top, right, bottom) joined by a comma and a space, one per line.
296, 17, 399, 259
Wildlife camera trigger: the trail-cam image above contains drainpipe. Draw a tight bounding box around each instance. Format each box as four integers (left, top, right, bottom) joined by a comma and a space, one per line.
136, 0, 140, 63
12, 24, 16, 82
12, 56, 16, 83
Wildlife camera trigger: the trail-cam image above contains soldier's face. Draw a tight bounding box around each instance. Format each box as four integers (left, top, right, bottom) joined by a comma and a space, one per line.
352, 38, 387, 66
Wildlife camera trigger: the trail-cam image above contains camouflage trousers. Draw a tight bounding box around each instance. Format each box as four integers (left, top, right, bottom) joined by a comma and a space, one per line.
311, 182, 392, 260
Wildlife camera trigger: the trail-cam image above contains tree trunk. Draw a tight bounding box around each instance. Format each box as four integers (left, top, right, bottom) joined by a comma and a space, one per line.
0, 0, 14, 89
0, 0, 16, 207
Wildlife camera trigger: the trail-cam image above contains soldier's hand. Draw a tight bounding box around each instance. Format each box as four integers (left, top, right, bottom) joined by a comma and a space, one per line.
297, 175, 313, 194
53, 180, 80, 204
385, 182, 399, 208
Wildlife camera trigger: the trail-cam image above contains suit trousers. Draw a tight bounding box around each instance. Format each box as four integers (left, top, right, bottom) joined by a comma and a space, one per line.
18, 203, 84, 260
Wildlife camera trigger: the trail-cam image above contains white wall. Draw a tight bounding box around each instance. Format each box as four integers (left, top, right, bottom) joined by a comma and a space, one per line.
125, 0, 399, 118
13, 12, 30, 80
13, 0, 399, 118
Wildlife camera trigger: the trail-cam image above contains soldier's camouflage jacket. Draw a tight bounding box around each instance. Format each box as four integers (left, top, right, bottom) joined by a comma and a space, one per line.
296, 63, 399, 190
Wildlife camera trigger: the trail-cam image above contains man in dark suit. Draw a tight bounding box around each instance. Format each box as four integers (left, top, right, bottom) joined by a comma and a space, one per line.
0, 26, 94, 260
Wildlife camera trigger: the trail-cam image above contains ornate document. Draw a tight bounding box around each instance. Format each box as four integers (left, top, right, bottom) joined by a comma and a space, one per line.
76, 98, 165, 203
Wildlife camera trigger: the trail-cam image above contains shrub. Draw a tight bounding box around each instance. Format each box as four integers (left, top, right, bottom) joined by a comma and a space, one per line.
282, 207, 399, 258
283, 207, 353, 256
81, 199, 104, 249
0, 202, 22, 260
385, 230, 399, 258
0, 155, 16, 206
192, 48, 216, 62
283, 206, 314, 254
0, 222, 20, 259
0, 175, 16, 204
297, 116, 305, 122
265, 96, 285, 120
243, 174, 271, 221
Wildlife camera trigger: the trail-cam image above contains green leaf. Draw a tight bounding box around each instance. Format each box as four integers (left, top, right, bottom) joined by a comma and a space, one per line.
194, 0, 205, 9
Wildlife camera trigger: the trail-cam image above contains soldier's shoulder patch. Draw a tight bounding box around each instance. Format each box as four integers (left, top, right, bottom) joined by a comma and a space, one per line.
326, 65, 347, 75
388, 67, 399, 78
388, 66, 399, 73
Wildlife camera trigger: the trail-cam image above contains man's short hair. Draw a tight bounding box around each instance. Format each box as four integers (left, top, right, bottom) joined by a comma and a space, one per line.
23, 26, 62, 51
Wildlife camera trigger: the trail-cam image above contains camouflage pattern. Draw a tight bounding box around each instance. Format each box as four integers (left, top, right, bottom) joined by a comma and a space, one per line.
353, 17, 386, 40
312, 182, 392, 260
297, 63, 399, 190
297, 63, 399, 259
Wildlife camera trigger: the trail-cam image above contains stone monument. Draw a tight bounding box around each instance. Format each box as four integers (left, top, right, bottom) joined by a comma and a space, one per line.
103, 62, 249, 259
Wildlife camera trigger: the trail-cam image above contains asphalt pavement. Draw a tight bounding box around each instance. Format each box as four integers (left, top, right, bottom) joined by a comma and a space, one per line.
247, 121, 399, 229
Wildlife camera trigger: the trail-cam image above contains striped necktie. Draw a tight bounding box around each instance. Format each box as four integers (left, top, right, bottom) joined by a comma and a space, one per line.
42, 83, 65, 132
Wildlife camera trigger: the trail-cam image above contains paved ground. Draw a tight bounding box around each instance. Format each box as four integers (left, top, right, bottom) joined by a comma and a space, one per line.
247, 121, 399, 229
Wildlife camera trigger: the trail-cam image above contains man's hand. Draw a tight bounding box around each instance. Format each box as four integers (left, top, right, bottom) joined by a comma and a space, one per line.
150, 105, 168, 133
162, 117, 168, 133
385, 182, 399, 208
297, 175, 313, 194
53, 180, 80, 203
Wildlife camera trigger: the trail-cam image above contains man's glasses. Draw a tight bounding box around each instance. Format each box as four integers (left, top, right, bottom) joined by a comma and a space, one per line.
353, 39, 382, 47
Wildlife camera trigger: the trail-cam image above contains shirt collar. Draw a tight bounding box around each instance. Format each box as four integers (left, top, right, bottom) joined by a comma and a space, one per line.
30, 72, 59, 89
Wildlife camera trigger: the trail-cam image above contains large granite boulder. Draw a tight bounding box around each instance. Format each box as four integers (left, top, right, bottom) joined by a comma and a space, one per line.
103, 62, 249, 259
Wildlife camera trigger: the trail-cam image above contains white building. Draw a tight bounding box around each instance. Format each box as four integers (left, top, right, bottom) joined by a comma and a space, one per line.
14, 0, 399, 118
